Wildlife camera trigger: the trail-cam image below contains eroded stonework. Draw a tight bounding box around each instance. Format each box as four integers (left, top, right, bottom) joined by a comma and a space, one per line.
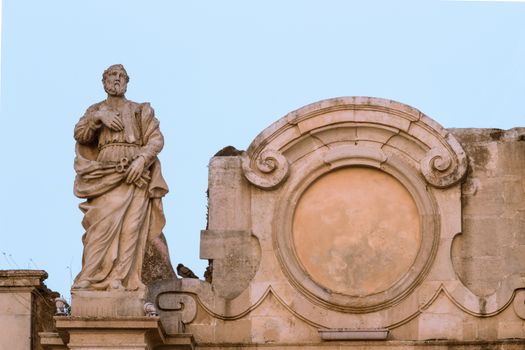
32, 96, 525, 350
451, 128, 525, 297
135, 97, 524, 350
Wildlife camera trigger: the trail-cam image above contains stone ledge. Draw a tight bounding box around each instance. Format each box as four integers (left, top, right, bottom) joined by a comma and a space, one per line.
55, 316, 170, 349
200, 230, 252, 259
318, 328, 389, 340
450, 127, 525, 143
161, 333, 196, 350
39, 332, 67, 350
48, 322, 195, 350
0, 269, 48, 287
55, 315, 162, 329
70, 289, 146, 317
195, 339, 525, 349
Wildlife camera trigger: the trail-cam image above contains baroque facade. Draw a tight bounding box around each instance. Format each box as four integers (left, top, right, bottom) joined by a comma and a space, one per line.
1, 97, 525, 349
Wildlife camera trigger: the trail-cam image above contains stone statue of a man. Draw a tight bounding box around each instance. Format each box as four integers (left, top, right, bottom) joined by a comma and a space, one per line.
72, 64, 169, 291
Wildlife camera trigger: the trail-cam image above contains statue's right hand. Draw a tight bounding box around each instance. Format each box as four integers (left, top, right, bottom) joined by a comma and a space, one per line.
94, 110, 124, 131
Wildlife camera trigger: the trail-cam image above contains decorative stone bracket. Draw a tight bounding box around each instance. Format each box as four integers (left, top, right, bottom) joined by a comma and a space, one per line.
200, 229, 261, 300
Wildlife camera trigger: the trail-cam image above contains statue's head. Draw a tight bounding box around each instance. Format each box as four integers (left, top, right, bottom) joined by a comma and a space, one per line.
102, 64, 129, 97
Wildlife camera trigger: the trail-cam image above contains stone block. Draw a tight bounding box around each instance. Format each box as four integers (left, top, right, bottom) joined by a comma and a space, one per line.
52, 101, 525, 349
497, 321, 525, 339
200, 230, 260, 299
38, 332, 67, 350
0, 270, 54, 350
71, 290, 146, 317
207, 157, 251, 231
0, 292, 32, 350
55, 316, 165, 350
418, 312, 463, 340
213, 319, 252, 343
318, 328, 389, 340
477, 318, 499, 340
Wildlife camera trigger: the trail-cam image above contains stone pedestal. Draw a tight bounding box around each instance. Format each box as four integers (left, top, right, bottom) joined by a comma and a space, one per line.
39, 332, 68, 350
55, 316, 165, 350
50, 290, 163, 349
71, 290, 146, 317
49, 289, 195, 349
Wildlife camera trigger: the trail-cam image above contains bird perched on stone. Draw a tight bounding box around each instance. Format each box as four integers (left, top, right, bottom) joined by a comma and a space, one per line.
177, 263, 199, 279
143, 302, 158, 317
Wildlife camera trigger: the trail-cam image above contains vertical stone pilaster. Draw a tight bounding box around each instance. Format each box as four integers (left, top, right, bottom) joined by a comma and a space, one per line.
207, 156, 251, 231
0, 270, 51, 350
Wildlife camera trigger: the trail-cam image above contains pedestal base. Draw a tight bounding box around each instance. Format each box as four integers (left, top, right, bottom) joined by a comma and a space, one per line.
55, 316, 164, 350
71, 290, 146, 317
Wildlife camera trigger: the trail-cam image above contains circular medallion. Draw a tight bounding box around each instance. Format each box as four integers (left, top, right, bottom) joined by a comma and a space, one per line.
292, 167, 421, 297
275, 159, 438, 312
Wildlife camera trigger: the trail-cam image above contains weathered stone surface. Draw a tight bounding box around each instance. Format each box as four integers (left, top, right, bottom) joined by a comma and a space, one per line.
318, 328, 389, 340
193, 341, 525, 350
39, 332, 67, 350
54, 316, 167, 350
70, 290, 146, 317
139, 99, 524, 349
293, 167, 420, 296
142, 232, 177, 285
200, 229, 261, 299
0, 270, 58, 350
214, 145, 243, 157
451, 128, 525, 296
0, 97, 511, 349
207, 157, 251, 231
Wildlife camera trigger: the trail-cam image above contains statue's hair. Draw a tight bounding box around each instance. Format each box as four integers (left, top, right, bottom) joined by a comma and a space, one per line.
102, 64, 130, 83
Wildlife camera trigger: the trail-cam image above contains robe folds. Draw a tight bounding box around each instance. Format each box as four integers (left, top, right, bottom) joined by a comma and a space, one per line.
73, 100, 168, 291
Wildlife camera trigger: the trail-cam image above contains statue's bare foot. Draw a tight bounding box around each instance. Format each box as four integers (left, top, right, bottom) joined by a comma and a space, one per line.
72, 280, 91, 289
110, 280, 125, 291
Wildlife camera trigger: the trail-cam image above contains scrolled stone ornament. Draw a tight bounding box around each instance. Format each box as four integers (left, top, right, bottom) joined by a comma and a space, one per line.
157, 292, 197, 324
419, 136, 467, 188
241, 149, 290, 190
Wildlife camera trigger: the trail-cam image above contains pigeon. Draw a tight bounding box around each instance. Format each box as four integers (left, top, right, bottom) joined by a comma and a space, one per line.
177, 263, 199, 279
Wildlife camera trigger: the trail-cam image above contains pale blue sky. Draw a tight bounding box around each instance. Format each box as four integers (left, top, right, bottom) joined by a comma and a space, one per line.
1, 0, 524, 297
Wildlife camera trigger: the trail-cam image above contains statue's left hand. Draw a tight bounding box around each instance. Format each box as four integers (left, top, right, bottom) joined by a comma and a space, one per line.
126, 156, 146, 184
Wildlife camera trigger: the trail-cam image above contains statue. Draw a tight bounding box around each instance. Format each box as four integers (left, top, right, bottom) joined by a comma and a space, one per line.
72, 64, 170, 291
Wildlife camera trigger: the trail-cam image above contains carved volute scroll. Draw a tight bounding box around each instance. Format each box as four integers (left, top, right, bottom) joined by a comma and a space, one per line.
241, 149, 289, 190
419, 134, 467, 188
241, 97, 467, 190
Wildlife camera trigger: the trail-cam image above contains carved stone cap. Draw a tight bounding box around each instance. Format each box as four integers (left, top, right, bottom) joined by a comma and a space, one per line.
242, 96, 467, 190
54, 316, 162, 329
0, 269, 48, 287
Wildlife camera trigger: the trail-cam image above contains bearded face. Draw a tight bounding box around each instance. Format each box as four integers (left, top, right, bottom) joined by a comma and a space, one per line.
103, 68, 128, 96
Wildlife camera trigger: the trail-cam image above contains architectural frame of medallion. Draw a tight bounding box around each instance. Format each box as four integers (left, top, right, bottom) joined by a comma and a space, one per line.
155, 97, 525, 335
273, 141, 439, 313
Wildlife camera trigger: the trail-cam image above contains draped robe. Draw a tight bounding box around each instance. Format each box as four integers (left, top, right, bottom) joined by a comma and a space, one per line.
73, 100, 168, 291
